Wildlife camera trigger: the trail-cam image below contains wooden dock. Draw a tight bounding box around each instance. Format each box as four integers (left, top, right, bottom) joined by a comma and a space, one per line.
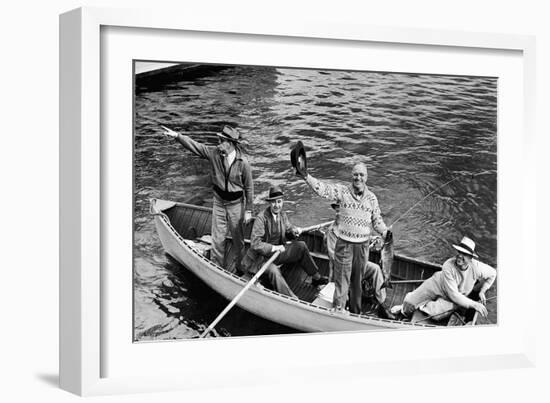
135, 62, 229, 90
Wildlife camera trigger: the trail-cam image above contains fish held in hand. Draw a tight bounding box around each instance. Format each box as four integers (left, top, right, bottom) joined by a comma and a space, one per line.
381, 230, 394, 289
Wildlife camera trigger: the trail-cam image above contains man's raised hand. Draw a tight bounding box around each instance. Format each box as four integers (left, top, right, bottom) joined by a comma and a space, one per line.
161, 125, 179, 139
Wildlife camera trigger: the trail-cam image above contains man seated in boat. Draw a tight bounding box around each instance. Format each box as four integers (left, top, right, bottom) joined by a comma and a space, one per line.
241, 185, 329, 298
393, 236, 496, 322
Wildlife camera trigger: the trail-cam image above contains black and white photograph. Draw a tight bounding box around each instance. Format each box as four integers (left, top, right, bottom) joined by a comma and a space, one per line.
133, 61, 497, 341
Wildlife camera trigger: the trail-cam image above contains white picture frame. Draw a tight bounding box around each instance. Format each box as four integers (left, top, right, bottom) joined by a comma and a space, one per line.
60, 6, 536, 396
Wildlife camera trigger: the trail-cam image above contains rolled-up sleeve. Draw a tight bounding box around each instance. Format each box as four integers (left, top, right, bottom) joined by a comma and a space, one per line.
476, 261, 497, 293
441, 265, 475, 309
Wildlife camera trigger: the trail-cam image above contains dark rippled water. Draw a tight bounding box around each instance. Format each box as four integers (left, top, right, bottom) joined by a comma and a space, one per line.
133, 64, 497, 340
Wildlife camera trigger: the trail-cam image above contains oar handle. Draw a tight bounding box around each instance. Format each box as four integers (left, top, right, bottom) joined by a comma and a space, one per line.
470, 311, 479, 326
301, 220, 334, 233
199, 250, 282, 338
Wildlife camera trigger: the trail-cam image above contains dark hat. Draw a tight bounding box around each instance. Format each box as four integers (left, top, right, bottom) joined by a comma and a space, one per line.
290, 141, 308, 176
452, 236, 479, 258
216, 125, 241, 143
265, 185, 284, 201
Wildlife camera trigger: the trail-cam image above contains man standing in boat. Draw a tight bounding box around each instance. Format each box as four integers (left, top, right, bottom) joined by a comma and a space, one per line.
294, 148, 393, 319
161, 125, 253, 272
241, 185, 329, 298
394, 236, 496, 322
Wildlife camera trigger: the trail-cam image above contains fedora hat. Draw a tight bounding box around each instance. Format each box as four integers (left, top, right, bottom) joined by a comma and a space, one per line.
265, 185, 284, 201
216, 125, 241, 143
290, 141, 308, 177
452, 236, 478, 258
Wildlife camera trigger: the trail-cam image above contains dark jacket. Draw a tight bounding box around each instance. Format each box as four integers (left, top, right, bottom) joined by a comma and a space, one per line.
241, 207, 296, 274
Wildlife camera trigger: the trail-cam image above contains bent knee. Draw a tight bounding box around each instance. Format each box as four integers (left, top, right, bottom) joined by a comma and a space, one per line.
367, 262, 381, 272
402, 294, 416, 315
265, 264, 282, 278
293, 240, 307, 250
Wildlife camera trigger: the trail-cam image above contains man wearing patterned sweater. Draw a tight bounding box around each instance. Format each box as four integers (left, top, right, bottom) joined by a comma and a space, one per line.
301, 163, 394, 319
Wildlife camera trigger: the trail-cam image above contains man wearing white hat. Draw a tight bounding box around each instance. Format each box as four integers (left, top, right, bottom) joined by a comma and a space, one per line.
397, 236, 496, 320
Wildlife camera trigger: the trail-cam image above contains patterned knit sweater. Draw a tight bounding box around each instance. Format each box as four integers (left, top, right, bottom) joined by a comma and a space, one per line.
305, 174, 387, 243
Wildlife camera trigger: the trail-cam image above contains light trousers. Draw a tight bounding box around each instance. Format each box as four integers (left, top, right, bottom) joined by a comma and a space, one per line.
211, 196, 244, 272
333, 238, 386, 313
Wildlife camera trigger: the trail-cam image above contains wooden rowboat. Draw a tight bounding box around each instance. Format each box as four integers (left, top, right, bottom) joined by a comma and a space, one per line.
151, 198, 461, 332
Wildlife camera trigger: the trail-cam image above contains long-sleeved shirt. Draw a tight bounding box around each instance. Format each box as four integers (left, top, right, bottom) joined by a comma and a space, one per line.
425, 257, 497, 309
176, 134, 253, 210
305, 174, 387, 243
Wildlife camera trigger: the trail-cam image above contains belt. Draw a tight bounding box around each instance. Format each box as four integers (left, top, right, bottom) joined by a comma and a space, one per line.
213, 184, 243, 202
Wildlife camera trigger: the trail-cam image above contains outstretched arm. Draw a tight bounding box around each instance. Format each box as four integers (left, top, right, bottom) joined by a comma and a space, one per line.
475, 261, 497, 304
160, 126, 210, 159
303, 173, 345, 201
441, 265, 488, 317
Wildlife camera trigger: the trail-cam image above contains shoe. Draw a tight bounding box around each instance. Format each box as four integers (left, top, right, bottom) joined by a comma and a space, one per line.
377, 304, 396, 320
330, 306, 349, 316
390, 304, 403, 315
312, 276, 329, 287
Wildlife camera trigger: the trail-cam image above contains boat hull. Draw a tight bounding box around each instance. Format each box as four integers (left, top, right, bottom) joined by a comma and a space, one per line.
152, 199, 434, 332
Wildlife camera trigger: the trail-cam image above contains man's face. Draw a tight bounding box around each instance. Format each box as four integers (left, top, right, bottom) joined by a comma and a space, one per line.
455, 253, 472, 271
217, 138, 233, 157
352, 164, 368, 193
269, 198, 284, 215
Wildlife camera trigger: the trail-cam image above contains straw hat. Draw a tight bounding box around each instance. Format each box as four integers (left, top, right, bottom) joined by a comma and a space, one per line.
452, 236, 478, 258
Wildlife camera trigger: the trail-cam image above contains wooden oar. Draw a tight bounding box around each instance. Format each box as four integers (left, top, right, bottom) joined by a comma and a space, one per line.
470, 311, 479, 326
301, 221, 334, 233
390, 279, 425, 285
199, 250, 282, 338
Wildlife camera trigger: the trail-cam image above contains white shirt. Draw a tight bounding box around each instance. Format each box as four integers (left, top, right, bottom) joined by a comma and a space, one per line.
225, 150, 236, 168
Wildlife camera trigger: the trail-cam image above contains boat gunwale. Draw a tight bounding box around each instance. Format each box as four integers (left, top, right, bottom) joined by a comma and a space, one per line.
153, 199, 442, 274
152, 198, 437, 329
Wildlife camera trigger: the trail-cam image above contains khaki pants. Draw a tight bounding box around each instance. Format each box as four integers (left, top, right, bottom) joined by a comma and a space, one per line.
333, 239, 387, 313
211, 196, 244, 272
